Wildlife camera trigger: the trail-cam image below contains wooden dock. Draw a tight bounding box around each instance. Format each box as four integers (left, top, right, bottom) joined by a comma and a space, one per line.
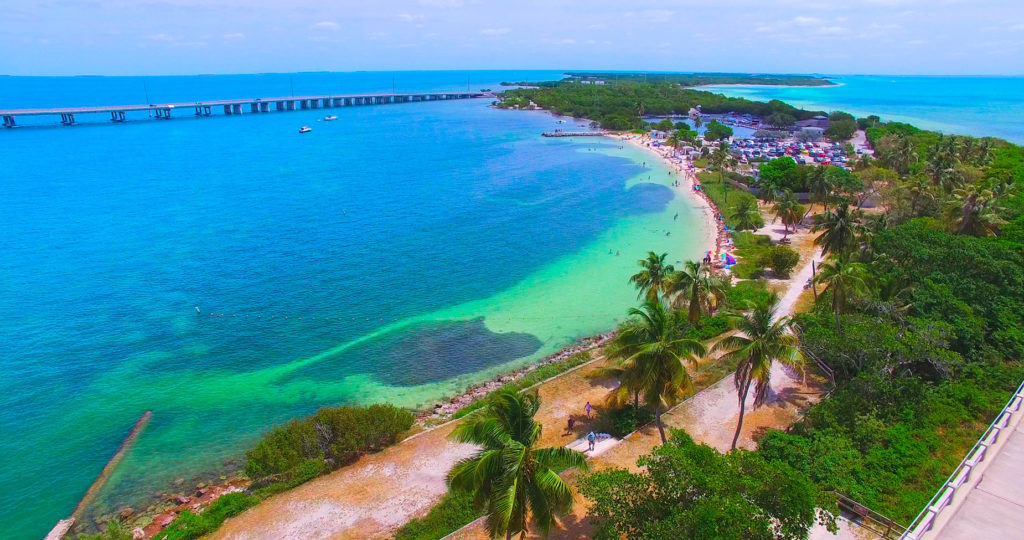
541, 130, 608, 137
1, 91, 490, 128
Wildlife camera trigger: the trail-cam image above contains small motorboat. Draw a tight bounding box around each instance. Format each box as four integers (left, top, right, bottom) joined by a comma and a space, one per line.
299, 126, 312, 133
323, 115, 338, 121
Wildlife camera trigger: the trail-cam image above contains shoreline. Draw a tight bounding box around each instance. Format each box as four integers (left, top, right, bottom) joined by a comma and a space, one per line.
80, 111, 726, 540
611, 132, 726, 260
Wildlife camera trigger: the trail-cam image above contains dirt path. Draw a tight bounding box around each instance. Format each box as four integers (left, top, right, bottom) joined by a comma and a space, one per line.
449, 205, 829, 540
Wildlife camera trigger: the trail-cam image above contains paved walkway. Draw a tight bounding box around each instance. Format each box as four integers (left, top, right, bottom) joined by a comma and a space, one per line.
937, 417, 1024, 540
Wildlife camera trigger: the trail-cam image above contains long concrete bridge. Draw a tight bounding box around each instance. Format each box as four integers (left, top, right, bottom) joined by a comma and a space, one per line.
0, 91, 490, 128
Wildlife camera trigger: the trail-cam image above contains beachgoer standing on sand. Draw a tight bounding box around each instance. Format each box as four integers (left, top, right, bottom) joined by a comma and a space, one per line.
585, 401, 592, 417
587, 431, 596, 451
566, 416, 576, 434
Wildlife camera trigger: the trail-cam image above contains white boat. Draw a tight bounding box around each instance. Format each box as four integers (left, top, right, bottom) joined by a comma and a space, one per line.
299, 126, 312, 133
324, 115, 338, 121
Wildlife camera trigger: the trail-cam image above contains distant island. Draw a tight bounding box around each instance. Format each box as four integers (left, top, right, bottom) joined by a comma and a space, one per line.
502, 72, 835, 88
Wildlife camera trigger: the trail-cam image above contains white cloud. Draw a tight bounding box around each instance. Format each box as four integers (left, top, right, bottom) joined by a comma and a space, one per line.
1010, 23, 1024, 31
223, 32, 244, 40
311, 21, 340, 31
148, 33, 173, 41
560, 38, 576, 44
794, 16, 821, 25
479, 28, 510, 36
397, 13, 424, 22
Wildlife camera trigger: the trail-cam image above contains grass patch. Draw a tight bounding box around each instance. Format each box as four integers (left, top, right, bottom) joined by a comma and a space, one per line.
730, 231, 773, 279
726, 279, 773, 308
393, 489, 479, 540
452, 351, 592, 420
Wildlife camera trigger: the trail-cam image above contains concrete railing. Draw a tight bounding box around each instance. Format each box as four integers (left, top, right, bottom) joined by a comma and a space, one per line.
899, 378, 1024, 540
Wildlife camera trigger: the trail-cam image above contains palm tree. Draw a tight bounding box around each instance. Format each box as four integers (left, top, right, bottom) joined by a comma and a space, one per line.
806, 166, 831, 212
629, 252, 675, 302
666, 261, 728, 324
811, 204, 861, 255
812, 253, 871, 334
730, 197, 764, 232
772, 190, 805, 240
711, 294, 804, 450
448, 389, 588, 539
693, 115, 703, 130
904, 174, 935, 216
947, 184, 1008, 236
711, 144, 731, 202
600, 300, 706, 443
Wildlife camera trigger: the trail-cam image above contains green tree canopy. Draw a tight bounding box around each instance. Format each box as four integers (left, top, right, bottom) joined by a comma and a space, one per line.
582, 431, 837, 540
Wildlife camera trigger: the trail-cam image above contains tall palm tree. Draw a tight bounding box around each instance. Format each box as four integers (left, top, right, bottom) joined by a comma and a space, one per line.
629, 252, 675, 302
711, 144, 731, 202
666, 261, 728, 324
600, 300, 706, 443
806, 166, 831, 212
772, 190, 805, 240
947, 184, 1008, 236
448, 389, 588, 539
711, 294, 804, 450
730, 197, 764, 232
812, 253, 871, 334
811, 204, 862, 255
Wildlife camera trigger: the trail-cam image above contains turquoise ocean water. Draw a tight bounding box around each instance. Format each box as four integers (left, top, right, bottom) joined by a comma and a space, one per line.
702, 75, 1024, 144
0, 71, 711, 537
3, 72, 1023, 537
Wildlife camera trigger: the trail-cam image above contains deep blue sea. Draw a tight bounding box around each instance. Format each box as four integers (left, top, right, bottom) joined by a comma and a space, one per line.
2, 71, 1022, 538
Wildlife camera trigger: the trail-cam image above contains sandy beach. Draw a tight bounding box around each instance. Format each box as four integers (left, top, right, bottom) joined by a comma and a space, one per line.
612, 133, 722, 259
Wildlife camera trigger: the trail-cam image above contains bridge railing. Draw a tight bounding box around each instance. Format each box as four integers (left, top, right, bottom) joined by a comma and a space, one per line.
899, 378, 1024, 539
833, 493, 906, 539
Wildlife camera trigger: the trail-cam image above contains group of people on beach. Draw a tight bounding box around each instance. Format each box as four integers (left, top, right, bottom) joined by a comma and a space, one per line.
564, 401, 599, 451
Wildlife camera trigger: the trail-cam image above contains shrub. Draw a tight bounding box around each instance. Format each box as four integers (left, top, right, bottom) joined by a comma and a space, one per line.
245, 404, 414, 480
682, 315, 730, 341
157, 493, 259, 540
759, 245, 800, 276
393, 489, 479, 540
595, 406, 655, 438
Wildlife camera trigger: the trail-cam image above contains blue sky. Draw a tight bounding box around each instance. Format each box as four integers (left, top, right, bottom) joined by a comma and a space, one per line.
1, 0, 1023, 76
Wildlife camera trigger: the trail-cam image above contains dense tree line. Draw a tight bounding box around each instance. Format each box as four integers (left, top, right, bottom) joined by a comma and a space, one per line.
496, 80, 825, 130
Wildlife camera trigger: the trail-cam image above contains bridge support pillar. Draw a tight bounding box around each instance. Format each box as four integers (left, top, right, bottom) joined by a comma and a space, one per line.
260, 102, 270, 112
310, 99, 320, 109
300, 100, 309, 109
60, 113, 76, 125
232, 104, 243, 115
224, 105, 232, 115
110, 111, 126, 122
250, 103, 259, 113
3, 115, 16, 128
287, 101, 295, 111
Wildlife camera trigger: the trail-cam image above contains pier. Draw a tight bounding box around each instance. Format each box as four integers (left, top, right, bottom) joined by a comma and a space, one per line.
541, 130, 608, 137
0, 91, 490, 128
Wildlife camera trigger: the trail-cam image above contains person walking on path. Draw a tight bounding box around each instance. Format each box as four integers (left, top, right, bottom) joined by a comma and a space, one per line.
584, 401, 592, 417
587, 431, 596, 452
565, 416, 576, 435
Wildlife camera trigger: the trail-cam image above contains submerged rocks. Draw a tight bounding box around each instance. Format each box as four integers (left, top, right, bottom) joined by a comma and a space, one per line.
420, 332, 614, 421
